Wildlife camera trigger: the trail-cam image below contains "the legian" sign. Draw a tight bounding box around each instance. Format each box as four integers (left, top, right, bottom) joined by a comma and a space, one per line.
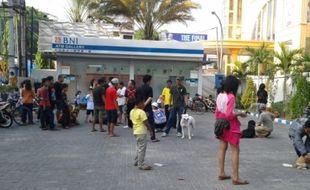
166, 33, 208, 42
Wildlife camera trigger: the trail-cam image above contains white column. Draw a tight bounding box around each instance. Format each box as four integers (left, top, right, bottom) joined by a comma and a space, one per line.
198, 65, 203, 95
129, 61, 134, 80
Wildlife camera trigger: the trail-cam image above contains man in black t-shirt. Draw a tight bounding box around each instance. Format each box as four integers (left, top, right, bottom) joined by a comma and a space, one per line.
92, 77, 106, 132
136, 75, 159, 142
163, 78, 187, 137
54, 75, 64, 121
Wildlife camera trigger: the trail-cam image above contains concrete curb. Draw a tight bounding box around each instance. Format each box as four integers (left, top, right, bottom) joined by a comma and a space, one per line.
240, 110, 293, 126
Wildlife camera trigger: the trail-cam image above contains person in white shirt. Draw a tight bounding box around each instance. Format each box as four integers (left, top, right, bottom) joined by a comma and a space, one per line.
117, 81, 127, 126
85, 88, 94, 123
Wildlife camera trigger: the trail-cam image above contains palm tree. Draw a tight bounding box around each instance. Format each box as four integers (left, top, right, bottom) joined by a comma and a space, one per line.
67, 0, 90, 23
88, 0, 199, 40
232, 61, 252, 92
245, 42, 274, 76
274, 43, 304, 109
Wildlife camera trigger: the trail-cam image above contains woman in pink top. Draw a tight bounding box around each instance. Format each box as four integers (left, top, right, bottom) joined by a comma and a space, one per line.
215, 76, 248, 185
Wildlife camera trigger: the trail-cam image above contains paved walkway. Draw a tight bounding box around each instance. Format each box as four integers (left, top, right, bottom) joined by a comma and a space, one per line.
0, 111, 308, 190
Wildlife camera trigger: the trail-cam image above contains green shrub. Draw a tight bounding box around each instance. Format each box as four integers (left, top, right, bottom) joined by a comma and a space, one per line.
0, 85, 16, 93
289, 76, 310, 119
235, 94, 244, 109
241, 78, 256, 109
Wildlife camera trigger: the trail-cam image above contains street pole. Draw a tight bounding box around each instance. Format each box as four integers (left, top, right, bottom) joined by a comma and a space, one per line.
18, 6, 22, 77
30, 7, 34, 72
8, 0, 16, 79
215, 27, 219, 70
212, 11, 224, 74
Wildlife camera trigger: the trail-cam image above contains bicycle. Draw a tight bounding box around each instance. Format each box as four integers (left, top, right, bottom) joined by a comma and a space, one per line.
186, 96, 206, 115
8, 98, 39, 126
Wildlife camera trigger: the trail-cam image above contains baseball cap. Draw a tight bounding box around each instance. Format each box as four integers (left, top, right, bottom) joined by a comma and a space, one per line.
151, 102, 159, 108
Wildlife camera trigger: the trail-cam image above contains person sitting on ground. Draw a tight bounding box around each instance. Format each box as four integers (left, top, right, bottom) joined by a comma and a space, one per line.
289, 118, 310, 168
255, 105, 275, 138
130, 98, 154, 170
152, 102, 167, 133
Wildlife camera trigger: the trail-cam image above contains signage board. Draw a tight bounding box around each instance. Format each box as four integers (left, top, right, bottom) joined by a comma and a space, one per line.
166, 33, 208, 42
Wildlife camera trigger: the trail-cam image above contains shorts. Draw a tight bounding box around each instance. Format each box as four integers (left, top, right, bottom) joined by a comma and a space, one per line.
94, 106, 105, 120
56, 100, 63, 112
86, 110, 94, 116
119, 105, 127, 115
106, 109, 117, 124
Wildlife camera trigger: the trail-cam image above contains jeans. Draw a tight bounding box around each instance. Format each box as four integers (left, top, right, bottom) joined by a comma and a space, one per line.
165, 106, 184, 134
164, 105, 170, 122
22, 103, 33, 123
134, 134, 147, 167
146, 109, 156, 140
40, 106, 55, 129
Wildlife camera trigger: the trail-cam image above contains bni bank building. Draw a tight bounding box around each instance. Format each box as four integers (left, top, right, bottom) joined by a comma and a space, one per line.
38, 22, 205, 98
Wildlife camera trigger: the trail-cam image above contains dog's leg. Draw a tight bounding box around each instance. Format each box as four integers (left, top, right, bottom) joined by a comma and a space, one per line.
191, 119, 195, 137
188, 125, 191, 140
181, 126, 185, 139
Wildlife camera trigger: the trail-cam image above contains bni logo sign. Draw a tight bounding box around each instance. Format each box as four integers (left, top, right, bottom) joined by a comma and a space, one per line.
54, 36, 79, 44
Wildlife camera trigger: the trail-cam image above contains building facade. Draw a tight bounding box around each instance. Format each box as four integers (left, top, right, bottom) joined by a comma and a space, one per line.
38, 21, 204, 100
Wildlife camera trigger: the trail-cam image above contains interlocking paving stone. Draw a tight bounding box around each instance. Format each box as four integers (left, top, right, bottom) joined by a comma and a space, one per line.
0, 111, 308, 190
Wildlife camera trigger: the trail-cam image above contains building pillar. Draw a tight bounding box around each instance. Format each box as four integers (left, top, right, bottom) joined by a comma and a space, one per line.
225, 48, 240, 75
129, 61, 134, 80
198, 65, 203, 95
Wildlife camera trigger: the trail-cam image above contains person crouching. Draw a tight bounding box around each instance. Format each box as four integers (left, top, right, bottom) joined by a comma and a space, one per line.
289, 118, 310, 168
130, 98, 154, 170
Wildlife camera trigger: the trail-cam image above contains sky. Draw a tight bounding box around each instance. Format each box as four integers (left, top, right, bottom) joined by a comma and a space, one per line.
25, 0, 221, 37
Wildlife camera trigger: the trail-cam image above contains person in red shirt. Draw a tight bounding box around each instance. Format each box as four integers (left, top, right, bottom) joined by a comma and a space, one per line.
105, 78, 119, 137
39, 78, 56, 130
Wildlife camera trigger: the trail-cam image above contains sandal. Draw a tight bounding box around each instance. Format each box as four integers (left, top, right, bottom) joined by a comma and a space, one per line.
232, 180, 249, 185
110, 134, 120, 137
91, 129, 98, 132
218, 175, 231, 180
138, 165, 152, 170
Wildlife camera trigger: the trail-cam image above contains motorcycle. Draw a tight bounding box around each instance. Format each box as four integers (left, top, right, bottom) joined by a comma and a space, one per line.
0, 103, 13, 128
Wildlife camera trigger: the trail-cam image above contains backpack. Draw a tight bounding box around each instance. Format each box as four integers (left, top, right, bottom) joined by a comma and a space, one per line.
153, 109, 167, 124
241, 120, 256, 138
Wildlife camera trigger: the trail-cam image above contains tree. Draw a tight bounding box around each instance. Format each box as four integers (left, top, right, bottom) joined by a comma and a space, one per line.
0, 21, 9, 75
134, 29, 159, 40
241, 78, 256, 109
274, 43, 304, 111
88, 0, 199, 40
35, 51, 49, 69
232, 61, 252, 92
26, 7, 50, 61
290, 75, 310, 119
245, 43, 275, 82
67, 0, 90, 22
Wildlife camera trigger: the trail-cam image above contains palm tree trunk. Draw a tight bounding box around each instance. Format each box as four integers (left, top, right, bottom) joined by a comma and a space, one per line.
283, 73, 287, 116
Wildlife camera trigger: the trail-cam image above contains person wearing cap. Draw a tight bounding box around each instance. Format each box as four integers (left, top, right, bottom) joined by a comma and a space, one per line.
106, 78, 120, 137
255, 105, 275, 137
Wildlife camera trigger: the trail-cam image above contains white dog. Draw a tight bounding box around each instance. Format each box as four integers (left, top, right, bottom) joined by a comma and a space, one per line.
180, 114, 195, 140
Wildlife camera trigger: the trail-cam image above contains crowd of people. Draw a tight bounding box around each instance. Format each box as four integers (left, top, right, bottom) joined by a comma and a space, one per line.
15, 73, 310, 182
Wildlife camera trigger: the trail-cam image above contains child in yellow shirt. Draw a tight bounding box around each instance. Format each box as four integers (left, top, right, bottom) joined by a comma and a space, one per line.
130, 99, 153, 170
